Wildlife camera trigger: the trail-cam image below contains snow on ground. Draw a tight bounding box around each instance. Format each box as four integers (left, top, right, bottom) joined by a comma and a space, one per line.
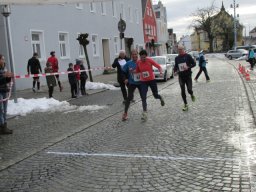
8, 98, 108, 116
86, 81, 119, 90
206, 53, 226, 59
235, 55, 247, 61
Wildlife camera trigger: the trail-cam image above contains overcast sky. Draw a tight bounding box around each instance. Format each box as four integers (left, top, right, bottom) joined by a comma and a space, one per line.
156, 0, 256, 40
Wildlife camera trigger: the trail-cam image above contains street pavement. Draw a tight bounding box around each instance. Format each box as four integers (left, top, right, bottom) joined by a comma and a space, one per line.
0, 55, 256, 192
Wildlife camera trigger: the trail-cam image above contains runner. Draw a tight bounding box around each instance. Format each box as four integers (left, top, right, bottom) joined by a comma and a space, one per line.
136, 49, 165, 121
122, 49, 142, 121
174, 45, 196, 111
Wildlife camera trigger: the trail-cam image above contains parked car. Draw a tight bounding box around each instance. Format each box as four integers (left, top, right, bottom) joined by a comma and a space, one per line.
225, 49, 248, 60
150, 56, 173, 82
188, 51, 199, 60
166, 54, 178, 78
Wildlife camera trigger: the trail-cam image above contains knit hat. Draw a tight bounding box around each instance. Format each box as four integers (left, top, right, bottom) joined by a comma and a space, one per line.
76, 59, 82, 65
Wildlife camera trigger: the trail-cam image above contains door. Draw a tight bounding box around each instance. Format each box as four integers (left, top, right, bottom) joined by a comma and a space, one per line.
102, 39, 111, 68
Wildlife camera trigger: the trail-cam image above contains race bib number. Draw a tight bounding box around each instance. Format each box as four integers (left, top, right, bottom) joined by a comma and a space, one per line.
133, 73, 141, 82
142, 71, 150, 78
178, 62, 188, 72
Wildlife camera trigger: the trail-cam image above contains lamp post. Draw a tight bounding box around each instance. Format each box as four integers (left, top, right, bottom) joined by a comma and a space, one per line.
231, 0, 239, 50
2, 5, 17, 103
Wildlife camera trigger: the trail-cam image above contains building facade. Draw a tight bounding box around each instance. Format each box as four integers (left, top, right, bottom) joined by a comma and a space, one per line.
153, 1, 168, 55
0, 1, 144, 90
141, 0, 158, 56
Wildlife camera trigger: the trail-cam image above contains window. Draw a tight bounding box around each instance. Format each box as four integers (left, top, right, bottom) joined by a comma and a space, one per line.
128, 6, 133, 22
114, 37, 119, 55
112, 1, 117, 17
120, 3, 125, 20
135, 8, 139, 24
31, 31, 44, 60
147, 7, 149, 15
58, 32, 69, 59
76, 3, 83, 9
91, 35, 99, 56
101, 2, 106, 15
90, 2, 96, 12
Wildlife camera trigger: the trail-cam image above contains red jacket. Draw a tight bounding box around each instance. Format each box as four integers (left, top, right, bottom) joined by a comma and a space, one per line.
74, 64, 80, 80
136, 58, 162, 81
47, 56, 59, 72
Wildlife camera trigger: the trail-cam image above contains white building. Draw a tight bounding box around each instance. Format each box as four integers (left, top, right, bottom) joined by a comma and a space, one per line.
0, 1, 144, 90
179, 35, 192, 52
153, 1, 168, 55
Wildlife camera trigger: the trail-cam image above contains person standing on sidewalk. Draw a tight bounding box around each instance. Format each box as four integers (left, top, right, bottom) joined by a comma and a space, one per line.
112, 50, 130, 104
67, 63, 77, 98
248, 48, 255, 70
174, 45, 196, 111
136, 50, 165, 121
0, 54, 13, 134
122, 49, 142, 121
45, 62, 57, 98
27, 53, 42, 92
74, 59, 81, 97
194, 50, 210, 82
47, 51, 63, 91
79, 60, 88, 95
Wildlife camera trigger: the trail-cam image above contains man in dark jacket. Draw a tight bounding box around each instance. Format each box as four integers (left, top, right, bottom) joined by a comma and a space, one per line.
27, 53, 42, 92
112, 50, 130, 103
67, 63, 77, 98
174, 45, 196, 111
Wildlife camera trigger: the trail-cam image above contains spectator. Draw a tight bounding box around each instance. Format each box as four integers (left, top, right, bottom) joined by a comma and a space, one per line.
27, 53, 42, 92
74, 59, 81, 96
67, 63, 77, 98
45, 62, 57, 98
79, 61, 88, 95
0, 54, 13, 134
194, 50, 210, 82
47, 51, 63, 91
248, 48, 255, 70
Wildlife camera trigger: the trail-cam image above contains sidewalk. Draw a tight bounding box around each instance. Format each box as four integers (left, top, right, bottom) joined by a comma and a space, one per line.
10, 72, 118, 102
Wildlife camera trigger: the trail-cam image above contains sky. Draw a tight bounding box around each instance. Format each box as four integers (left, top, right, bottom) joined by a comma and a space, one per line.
7, 81, 119, 116
157, 0, 256, 40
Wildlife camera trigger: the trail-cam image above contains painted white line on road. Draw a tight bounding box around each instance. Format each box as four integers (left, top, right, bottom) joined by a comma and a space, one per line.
47, 151, 238, 162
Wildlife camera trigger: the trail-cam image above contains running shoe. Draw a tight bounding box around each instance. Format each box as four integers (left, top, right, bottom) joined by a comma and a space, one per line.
182, 104, 188, 111
122, 113, 128, 121
160, 95, 165, 106
191, 95, 196, 102
141, 111, 148, 121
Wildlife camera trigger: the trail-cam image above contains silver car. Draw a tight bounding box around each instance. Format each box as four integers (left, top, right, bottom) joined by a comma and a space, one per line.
225, 49, 248, 60
150, 56, 173, 82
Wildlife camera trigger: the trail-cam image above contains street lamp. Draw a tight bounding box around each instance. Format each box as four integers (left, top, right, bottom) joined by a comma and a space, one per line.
230, 0, 239, 50
1, 5, 17, 103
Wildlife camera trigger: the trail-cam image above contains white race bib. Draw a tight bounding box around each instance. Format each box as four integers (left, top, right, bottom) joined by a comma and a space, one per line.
178, 62, 188, 72
118, 59, 126, 69
133, 73, 141, 82
142, 71, 150, 78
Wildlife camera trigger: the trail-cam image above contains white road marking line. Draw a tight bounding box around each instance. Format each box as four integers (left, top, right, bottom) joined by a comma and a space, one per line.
47, 151, 238, 162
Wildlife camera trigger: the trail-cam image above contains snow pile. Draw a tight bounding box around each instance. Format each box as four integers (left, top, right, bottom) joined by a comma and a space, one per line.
7, 98, 107, 116
235, 55, 247, 61
86, 81, 119, 90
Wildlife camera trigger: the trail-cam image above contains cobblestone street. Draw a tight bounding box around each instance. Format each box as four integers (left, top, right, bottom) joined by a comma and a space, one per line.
0, 55, 256, 191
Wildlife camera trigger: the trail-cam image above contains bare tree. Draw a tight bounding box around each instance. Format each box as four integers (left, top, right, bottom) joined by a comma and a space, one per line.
190, 2, 217, 52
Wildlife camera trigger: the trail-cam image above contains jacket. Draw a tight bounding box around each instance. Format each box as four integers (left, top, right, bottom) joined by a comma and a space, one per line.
47, 56, 59, 72
122, 60, 140, 85
174, 53, 196, 78
112, 56, 130, 82
136, 58, 162, 82
198, 53, 206, 68
74, 64, 80, 80
27, 57, 42, 74
0, 67, 11, 93
80, 64, 88, 80
45, 67, 57, 87
67, 67, 77, 85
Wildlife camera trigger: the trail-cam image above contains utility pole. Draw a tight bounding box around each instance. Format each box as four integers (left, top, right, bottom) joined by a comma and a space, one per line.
231, 0, 239, 50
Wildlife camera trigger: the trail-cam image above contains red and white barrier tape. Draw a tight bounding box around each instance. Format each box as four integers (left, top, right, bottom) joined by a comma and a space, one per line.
15, 66, 113, 79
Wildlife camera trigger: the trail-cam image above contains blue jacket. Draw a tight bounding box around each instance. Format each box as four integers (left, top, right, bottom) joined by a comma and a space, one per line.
122, 60, 140, 85
249, 50, 255, 59
199, 53, 206, 67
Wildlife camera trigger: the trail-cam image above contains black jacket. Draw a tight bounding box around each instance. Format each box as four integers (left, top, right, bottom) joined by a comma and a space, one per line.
0, 68, 11, 93
67, 67, 77, 85
174, 54, 196, 78
112, 56, 130, 82
27, 57, 42, 74
80, 64, 88, 80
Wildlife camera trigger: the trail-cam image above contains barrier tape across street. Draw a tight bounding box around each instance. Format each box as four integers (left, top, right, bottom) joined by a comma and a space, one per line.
15, 66, 113, 79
